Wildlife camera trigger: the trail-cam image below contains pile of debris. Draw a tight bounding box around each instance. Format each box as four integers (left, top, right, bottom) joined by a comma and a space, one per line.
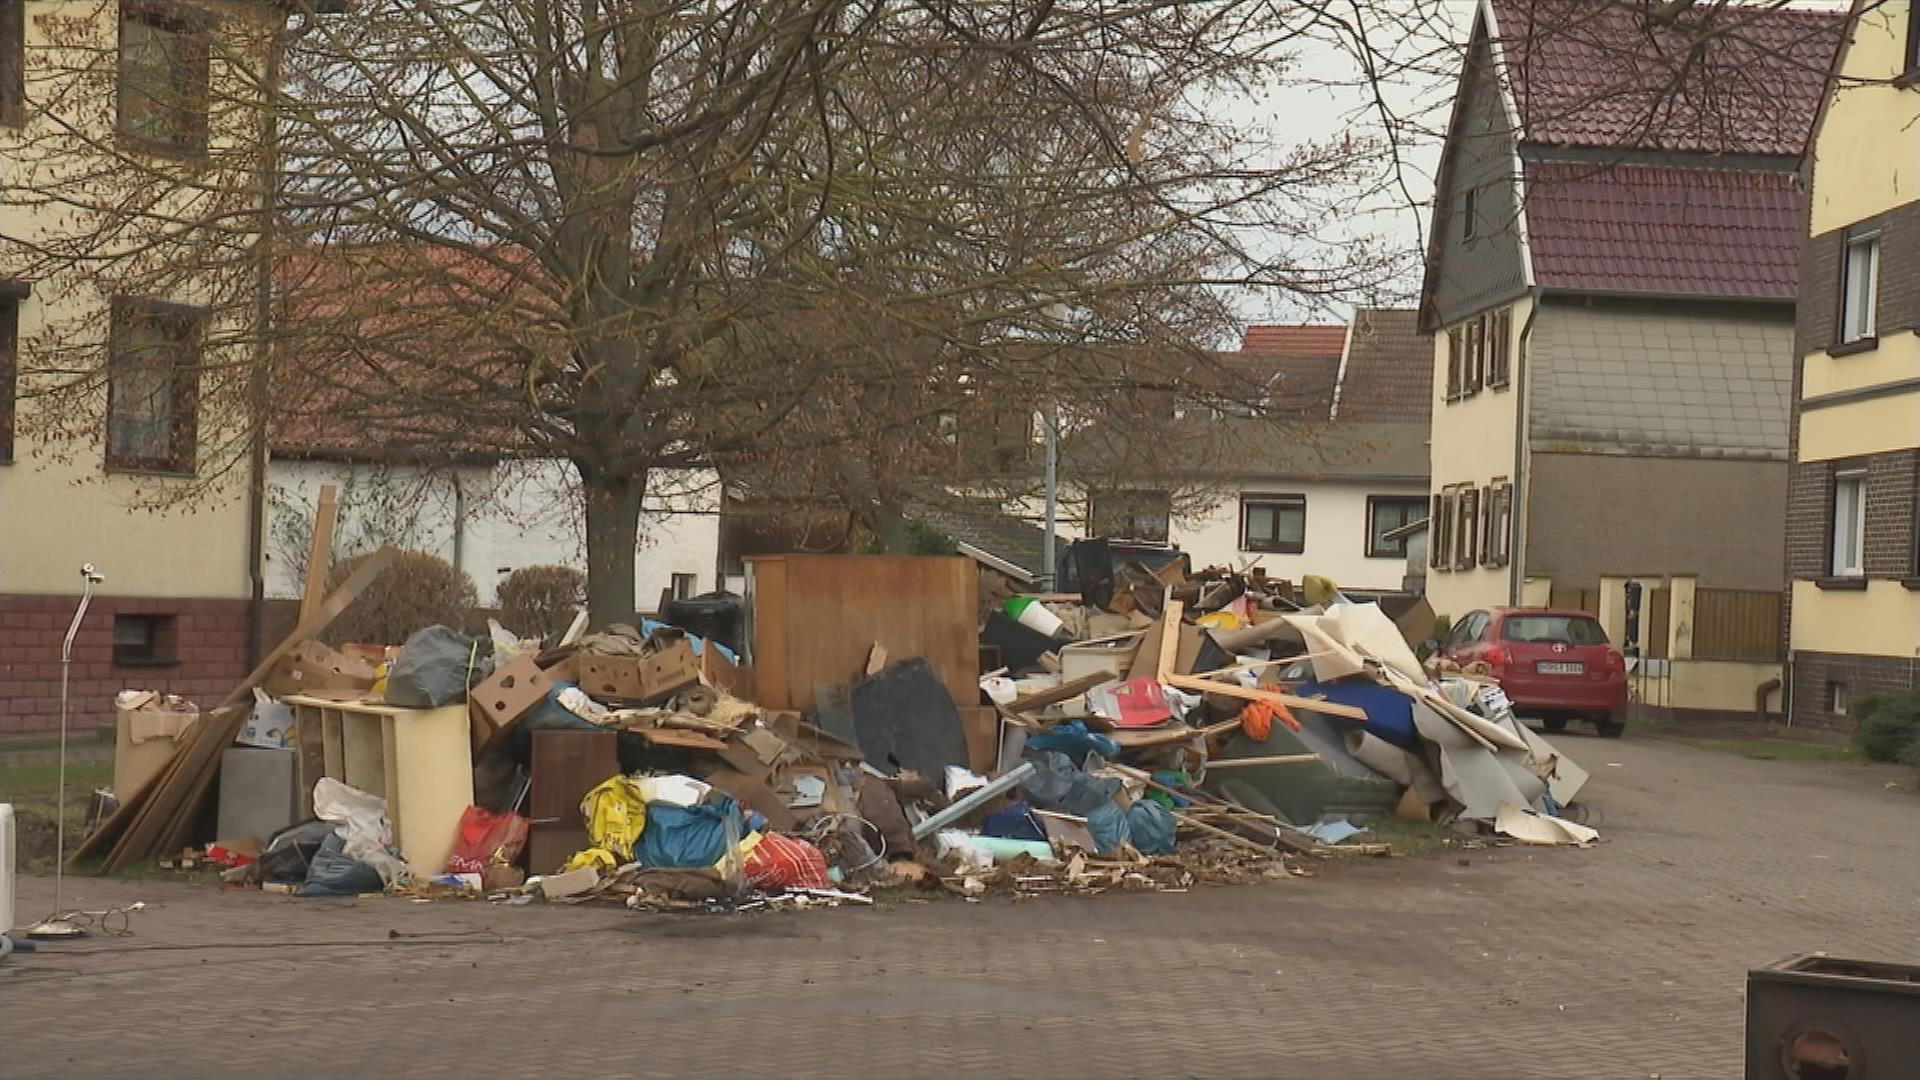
74, 544, 1593, 915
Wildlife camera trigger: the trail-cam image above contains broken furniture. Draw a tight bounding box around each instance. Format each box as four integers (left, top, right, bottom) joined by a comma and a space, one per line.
528, 729, 619, 874
285, 696, 474, 877
744, 554, 980, 713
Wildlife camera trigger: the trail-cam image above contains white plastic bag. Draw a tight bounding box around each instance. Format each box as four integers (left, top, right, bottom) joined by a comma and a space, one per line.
311, 777, 410, 884
237, 688, 294, 750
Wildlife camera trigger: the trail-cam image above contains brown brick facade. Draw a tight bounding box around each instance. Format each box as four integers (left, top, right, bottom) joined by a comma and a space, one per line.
1797, 200, 1920, 357
1784, 451, 1920, 580
1789, 649, 1918, 731
0, 594, 252, 735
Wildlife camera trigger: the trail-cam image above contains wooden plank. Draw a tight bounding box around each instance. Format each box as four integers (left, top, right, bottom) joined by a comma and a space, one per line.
1005, 671, 1112, 714
221, 546, 400, 711
1106, 717, 1241, 750
1154, 600, 1184, 680
299, 483, 339, 626
107, 704, 243, 871
68, 736, 187, 862
1162, 673, 1368, 720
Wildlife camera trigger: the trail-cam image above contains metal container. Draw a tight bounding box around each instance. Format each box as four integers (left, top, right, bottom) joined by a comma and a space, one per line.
1746, 953, 1920, 1079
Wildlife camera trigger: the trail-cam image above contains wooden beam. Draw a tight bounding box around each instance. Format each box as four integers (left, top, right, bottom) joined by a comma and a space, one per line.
1161, 673, 1368, 721
1203, 754, 1321, 769
218, 545, 399, 711
1005, 671, 1112, 714
1154, 600, 1184, 680
299, 484, 339, 626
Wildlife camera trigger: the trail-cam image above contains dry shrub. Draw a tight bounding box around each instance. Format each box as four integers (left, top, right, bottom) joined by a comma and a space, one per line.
497, 564, 586, 642
324, 549, 478, 646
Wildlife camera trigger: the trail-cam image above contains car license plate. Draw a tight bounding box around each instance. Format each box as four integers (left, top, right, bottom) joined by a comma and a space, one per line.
1537, 661, 1584, 675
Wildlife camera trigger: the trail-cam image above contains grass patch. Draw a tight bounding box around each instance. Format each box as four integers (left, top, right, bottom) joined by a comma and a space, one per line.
2, 757, 117, 872
1353, 814, 1456, 858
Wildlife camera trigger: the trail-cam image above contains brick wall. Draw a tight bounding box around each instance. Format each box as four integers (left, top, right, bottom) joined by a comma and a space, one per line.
0, 594, 252, 735
1790, 650, 1919, 732
1865, 451, 1920, 576
1798, 200, 1920, 356
1784, 460, 1830, 579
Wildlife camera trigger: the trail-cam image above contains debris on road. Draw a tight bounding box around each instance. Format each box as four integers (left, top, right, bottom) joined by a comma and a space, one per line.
68, 549, 1598, 917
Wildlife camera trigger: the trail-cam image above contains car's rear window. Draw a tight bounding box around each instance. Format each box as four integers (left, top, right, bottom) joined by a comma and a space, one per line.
1501, 615, 1608, 645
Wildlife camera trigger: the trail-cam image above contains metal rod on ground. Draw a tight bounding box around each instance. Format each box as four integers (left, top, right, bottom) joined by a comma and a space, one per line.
910, 761, 1038, 840
31, 563, 103, 940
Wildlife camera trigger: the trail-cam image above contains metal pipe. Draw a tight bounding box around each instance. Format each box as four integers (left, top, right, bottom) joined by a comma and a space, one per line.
910, 761, 1037, 840
40, 565, 102, 933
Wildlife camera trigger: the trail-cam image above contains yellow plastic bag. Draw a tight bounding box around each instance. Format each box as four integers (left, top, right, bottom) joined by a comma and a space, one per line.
580, 775, 649, 860
562, 847, 617, 874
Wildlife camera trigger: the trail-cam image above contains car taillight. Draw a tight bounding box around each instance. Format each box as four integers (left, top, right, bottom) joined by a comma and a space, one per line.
1483, 645, 1507, 669
1604, 649, 1625, 671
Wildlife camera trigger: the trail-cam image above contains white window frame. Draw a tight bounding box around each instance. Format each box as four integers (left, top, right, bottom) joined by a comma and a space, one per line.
1841, 230, 1879, 345
1832, 468, 1867, 577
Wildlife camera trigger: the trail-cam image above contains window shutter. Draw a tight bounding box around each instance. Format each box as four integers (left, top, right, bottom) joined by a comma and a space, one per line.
1446, 328, 1462, 399
1430, 493, 1444, 568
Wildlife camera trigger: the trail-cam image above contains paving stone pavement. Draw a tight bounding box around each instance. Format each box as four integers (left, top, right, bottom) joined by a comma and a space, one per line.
2, 734, 1917, 1079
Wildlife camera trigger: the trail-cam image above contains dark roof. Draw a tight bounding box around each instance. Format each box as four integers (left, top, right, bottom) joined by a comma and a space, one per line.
1489, 0, 1842, 156
1240, 324, 1347, 357
1334, 308, 1432, 423
1229, 354, 1340, 421
1523, 162, 1803, 300
1225, 420, 1430, 483
917, 504, 1066, 583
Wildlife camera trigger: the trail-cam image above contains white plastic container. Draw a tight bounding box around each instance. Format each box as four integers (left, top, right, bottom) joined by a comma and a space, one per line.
0, 803, 15, 937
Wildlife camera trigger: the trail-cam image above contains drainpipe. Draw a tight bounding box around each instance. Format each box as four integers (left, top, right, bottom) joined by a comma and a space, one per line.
1509, 287, 1542, 606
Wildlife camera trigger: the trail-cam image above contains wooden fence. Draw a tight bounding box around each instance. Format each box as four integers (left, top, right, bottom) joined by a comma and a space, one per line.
1691, 588, 1783, 662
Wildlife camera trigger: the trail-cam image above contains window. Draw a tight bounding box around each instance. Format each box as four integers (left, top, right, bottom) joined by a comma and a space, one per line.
118, 2, 209, 155
1093, 490, 1170, 543
1366, 496, 1425, 558
1461, 188, 1477, 241
0, 0, 22, 127
1481, 479, 1513, 567
1446, 611, 1489, 649
0, 298, 16, 465
1464, 317, 1483, 394
1456, 486, 1480, 570
1840, 229, 1879, 345
113, 613, 177, 666
1241, 494, 1306, 554
1828, 680, 1850, 717
670, 573, 697, 601
1501, 614, 1607, 645
107, 299, 202, 474
1487, 308, 1512, 388
1831, 468, 1866, 576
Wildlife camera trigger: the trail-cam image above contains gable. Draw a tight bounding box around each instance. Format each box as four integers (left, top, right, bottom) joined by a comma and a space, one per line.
1423, 31, 1529, 330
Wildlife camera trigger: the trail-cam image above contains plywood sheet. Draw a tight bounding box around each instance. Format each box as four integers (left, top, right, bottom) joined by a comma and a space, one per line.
747, 555, 979, 713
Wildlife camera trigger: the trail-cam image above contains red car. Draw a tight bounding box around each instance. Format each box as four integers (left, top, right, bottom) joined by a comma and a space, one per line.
1439, 607, 1628, 737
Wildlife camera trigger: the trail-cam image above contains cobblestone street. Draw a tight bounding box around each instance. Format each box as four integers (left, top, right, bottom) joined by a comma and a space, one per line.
3, 734, 1916, 1079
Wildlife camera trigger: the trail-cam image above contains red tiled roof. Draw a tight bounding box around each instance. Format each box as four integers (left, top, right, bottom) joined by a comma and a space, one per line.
271, 246, 560, 459
1489, 0, 1842, 156
1239, 324, 1347, 358
1335, 308, 1432, 423
1523, 162, 1804, 300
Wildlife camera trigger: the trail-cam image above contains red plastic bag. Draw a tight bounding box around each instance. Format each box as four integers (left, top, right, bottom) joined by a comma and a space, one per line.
744, 832, 830, 890
445, 806, 530, 875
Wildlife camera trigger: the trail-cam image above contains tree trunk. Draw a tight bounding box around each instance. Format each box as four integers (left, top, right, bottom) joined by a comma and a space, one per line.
581, 464, 646, 628
869, 497, 911, 554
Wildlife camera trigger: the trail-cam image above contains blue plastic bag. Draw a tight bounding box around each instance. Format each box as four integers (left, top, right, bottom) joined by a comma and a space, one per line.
1125, 800, 1176, 855
982, 800, 1047, 842
1026, 720, 1120, 765
298, 832, 385, 897
636, 795, 742, 868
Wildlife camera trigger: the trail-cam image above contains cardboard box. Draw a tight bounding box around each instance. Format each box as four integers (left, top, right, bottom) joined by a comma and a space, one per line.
471, 653, 555, 729
639, 639, 700, 703
114, 694, 198, 798
575, 655, 646, 700
265, 640, 377, 698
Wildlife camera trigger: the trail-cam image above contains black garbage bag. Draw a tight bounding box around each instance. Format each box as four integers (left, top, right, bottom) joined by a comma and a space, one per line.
298, 832, 385, 897
385, 625, 493, 708
1020, 750, 1122, 816
259, 818, 334, 884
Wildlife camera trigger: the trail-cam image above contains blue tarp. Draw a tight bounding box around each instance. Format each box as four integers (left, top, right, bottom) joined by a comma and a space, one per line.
1294, 677, 1419, 750
640, 619, 737, 663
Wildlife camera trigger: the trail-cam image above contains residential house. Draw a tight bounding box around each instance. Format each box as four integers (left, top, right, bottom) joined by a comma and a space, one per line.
1784, 2, 1920, 727
1175, 309, 1433, 592
1420, 0, 1841, 718
0, 1, 304, 733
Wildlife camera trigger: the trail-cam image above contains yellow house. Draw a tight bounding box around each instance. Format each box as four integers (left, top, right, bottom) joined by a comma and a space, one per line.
0, 0, 291, 734
1787, 1, 1920, 728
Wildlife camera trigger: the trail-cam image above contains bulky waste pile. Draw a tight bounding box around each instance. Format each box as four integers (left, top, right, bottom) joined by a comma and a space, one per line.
76, 552, 1594, 916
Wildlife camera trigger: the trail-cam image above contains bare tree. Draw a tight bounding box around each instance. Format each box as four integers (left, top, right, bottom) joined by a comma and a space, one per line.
3, 0, 1865, 624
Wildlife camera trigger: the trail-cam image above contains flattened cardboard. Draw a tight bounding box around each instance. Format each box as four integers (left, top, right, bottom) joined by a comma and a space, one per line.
699, 765, 801, 831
